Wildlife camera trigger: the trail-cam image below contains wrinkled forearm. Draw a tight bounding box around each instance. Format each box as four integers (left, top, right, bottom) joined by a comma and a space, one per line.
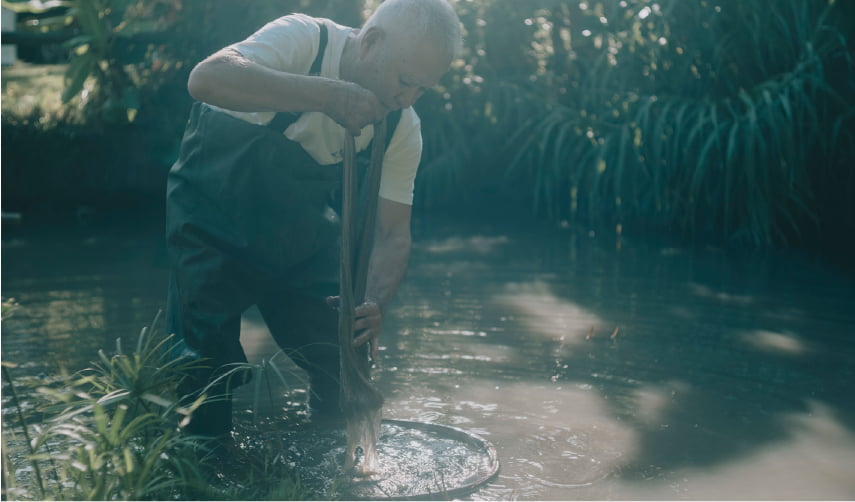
364, 233, 411, 311
187, 48, 345, 115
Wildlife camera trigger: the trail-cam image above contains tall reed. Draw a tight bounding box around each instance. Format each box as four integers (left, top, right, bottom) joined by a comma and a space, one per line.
418, 0, 854, 246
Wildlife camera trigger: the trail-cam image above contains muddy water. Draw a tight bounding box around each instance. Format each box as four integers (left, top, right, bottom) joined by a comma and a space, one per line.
3, 217, 855, 500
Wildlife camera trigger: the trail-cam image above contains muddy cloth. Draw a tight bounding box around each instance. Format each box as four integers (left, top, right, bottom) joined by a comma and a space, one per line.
165, 34, 400, 436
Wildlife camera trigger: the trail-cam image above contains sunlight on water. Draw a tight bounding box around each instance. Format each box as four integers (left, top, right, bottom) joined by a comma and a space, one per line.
245, 420, 498, 500
689, 282, 756, 306
631, 381, 689, 428
425, 235, 511, 254
740, 329, 812, 356
495, 280, 603, 342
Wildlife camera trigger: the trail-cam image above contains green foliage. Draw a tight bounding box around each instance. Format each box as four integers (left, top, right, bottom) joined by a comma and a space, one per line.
4, 318, 206, 500
54, 0, 137, 122
4, 0, 854, 249
0, 313, 317, 500
8, 0, 309, 125
417, 0, 855, 246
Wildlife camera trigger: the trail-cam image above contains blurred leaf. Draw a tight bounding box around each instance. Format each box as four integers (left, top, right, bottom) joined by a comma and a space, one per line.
73, 0, 106, 45
61, 51, 95, 103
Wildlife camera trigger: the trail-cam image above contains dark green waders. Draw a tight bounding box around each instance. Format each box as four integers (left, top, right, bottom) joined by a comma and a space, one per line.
166, 101, 337, 437
166, 102, 401, 437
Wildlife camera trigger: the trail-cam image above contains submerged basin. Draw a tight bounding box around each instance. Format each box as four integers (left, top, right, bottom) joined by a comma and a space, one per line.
270, 419, 499, 500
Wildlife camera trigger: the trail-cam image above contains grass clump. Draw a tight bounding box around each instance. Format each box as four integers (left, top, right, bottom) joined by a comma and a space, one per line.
1, 312, 317, 500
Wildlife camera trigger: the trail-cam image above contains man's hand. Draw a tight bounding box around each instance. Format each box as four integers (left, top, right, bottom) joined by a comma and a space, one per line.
326, 296, 383, 360
352, 300, 382, 360
325, 81, 388, 136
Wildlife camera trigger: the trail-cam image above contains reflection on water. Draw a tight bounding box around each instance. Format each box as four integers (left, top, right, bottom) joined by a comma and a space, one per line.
3, 217, 855, 500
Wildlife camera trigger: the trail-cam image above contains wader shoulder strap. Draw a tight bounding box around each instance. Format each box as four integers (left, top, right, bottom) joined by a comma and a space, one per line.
266, 21, 329, 133
385, 109, 402, 149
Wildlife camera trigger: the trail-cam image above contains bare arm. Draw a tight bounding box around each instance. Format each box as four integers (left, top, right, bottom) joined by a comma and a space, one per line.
187, 48, 386, 134
352, 197, 412, 357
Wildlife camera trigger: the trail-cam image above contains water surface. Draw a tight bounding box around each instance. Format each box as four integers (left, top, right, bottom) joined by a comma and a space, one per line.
3, 216, 854, 499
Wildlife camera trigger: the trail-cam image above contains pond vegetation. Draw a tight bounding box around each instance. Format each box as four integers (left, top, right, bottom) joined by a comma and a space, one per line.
2, 308, 320, 500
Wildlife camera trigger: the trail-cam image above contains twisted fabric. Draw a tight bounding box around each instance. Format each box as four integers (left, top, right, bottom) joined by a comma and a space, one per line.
338, 119, 387, 474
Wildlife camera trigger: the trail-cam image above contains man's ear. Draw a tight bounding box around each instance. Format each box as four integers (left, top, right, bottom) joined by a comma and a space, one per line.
360, 26, 385, 58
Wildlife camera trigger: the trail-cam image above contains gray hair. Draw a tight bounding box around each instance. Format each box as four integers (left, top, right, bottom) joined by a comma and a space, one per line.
362, 0, 463, 61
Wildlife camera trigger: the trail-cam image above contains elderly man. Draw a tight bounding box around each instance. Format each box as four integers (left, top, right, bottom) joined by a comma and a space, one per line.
165, 0, 462, 438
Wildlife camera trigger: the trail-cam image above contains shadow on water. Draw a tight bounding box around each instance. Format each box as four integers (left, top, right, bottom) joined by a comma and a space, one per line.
382, 214, 855, 499
501, 233, 855, 469
2, 212, 855, 499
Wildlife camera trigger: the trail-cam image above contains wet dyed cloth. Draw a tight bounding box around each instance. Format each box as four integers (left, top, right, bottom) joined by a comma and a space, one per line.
165, 22, 400, 436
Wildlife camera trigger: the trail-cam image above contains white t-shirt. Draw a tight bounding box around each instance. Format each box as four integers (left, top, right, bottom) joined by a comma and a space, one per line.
212, 13, 421, 206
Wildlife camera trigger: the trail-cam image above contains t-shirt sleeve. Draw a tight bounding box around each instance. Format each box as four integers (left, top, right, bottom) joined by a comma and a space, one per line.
379, 107, 422, 206
228, 13, 318, 74
215, 14, 319, 123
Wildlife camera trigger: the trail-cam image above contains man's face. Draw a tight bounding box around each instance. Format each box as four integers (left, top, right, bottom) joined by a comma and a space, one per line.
358, 28, 450, 113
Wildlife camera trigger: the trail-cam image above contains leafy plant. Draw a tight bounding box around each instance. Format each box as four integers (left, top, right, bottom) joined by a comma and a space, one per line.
418, 0, 854, 246
15, 317, 208, 499
1, 309, 322, 500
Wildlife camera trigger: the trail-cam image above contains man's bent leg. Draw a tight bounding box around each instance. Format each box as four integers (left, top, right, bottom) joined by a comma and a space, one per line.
258, 286, 342, 420
166, 231, 254, 437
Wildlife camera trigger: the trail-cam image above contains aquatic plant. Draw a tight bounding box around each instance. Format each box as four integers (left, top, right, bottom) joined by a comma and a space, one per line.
2, 315, 204, 499
0, 312, 318, 500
